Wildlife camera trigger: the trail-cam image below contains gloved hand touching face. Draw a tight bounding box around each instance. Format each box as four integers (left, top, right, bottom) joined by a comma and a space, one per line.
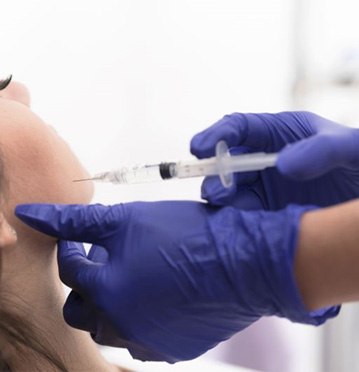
15, 201, 338, 363
191, 111, 359, 210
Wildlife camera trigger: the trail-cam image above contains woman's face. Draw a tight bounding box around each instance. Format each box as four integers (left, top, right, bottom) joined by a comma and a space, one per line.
0, 81, 94, 240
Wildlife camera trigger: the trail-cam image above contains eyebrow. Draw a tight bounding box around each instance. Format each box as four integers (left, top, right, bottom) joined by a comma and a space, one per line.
0, 75, 12, 91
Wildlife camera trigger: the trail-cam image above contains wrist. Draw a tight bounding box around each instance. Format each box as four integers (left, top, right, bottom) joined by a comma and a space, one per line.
295, 199, 359, 310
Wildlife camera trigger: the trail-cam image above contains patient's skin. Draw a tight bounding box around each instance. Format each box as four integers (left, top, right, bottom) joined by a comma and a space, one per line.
0, 82, 121, 371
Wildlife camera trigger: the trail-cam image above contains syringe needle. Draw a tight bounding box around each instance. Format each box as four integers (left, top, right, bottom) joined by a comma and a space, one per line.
73, 171, 110, 183
72, 177, 100, 182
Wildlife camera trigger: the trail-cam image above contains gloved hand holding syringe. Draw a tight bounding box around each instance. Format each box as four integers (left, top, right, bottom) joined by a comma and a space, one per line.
20, 111, 358, 363
73, 141, 278, 188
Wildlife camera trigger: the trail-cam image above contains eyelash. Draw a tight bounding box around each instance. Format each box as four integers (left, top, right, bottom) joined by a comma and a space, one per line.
0, 75, 12, 91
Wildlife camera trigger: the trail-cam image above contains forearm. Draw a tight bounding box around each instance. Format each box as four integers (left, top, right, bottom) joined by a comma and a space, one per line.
295, 198, 359, 311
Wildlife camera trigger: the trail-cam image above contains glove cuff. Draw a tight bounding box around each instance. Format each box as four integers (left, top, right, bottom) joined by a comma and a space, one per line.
208, 204, 340, 325
262, 204, 340, 325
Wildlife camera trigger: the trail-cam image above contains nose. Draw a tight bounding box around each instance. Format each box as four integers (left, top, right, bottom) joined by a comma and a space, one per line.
0, 80, 31, 107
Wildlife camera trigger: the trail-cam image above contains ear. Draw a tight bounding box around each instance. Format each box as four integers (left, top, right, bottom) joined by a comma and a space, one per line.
0, 81, 31, 107
0, 213, 17, 248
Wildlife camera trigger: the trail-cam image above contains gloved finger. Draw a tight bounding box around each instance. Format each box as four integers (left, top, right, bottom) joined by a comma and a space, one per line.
88, 244, 109, 264
58, 240, 103, 295
15, 203, 124, 246
277, 132, 358, 180
64, 290, 136, 352
201, 172, 259, 206
228, 184, 267, 210
202, 178, 265, 210
63, 290, 97, 333
198, 145, 259, 205
191, 113, 275, 159
127, 345, 173, 363
201, 176, 236, 205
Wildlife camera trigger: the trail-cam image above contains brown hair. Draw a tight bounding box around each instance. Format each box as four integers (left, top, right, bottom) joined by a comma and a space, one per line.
0, 303, 67, 371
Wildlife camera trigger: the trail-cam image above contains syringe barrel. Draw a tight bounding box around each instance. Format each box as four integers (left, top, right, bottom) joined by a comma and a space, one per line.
174, 158, 218, 179
98, 165, 163, 184
226, 153, 278, 172
93, 152, 278, 185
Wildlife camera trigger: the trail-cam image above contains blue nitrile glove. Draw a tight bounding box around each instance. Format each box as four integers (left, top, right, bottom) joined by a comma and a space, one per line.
15, 201, 339, 362
191, 111, 359, 210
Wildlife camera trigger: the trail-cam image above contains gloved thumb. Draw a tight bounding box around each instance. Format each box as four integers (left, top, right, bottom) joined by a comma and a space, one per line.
58, 240, 103, 296
277, 133, 357, 180
15, 203, 125, 246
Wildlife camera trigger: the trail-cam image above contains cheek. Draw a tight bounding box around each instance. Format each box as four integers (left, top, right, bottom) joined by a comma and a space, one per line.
3, 131, 94, 229
10, 149, 94, 205
41, 138, 94, 204
10, 169, 94, 205
0, 99, 94, 240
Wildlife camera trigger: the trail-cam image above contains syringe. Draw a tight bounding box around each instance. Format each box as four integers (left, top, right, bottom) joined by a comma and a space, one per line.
73, 141, 278, 188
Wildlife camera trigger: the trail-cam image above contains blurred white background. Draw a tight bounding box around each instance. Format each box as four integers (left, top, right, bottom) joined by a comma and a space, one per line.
1, 0, 359, 371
